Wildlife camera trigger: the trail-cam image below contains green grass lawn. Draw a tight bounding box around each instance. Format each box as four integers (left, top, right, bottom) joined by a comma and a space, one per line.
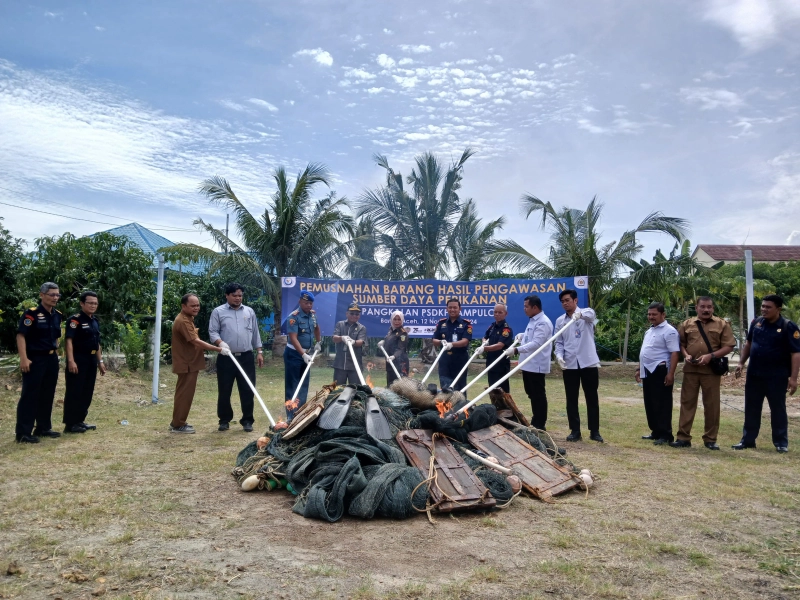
0, 358, 798, 599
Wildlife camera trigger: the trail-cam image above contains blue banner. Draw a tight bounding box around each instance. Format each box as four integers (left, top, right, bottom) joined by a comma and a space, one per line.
280, 276, 589, 339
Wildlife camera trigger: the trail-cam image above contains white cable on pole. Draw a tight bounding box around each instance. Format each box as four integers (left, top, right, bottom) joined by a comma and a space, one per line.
227, 352, 276, 427
345, 340, 366, 386
379, 344, 402, 380
459, 339, 520, 393
420, 345, 446, 385
448, 314, 579, 419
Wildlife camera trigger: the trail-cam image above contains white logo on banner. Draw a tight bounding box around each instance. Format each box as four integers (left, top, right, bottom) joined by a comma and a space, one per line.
282, 277, 296, 288
573, 276, 588, 289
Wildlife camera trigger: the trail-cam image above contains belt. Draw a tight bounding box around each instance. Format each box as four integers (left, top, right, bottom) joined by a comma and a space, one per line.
29, 349, 57, 356
231, 350, 253, 357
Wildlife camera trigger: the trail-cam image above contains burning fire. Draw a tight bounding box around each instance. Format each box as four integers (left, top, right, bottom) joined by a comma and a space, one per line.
365, 362, 375, 388
284, 398, 300, 411
436, 399, 452, 418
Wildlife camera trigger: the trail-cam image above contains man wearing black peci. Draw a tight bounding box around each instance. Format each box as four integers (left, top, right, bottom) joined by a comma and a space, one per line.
482, 304, 513, 393
63, 291, 106, 433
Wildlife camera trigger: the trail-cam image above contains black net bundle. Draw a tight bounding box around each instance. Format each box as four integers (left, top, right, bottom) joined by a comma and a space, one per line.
451, 441, 514, 505
510, 426, 578, 472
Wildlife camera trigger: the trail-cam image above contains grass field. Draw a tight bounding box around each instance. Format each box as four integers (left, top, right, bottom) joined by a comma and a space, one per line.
0, 358, 798, 600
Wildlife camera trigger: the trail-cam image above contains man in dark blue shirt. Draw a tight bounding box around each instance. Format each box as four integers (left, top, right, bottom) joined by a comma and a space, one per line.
483, 304, 513, 393
432, 298, 473, 394
64, 290, 106, 433
15, 282, 63, 443
733, 295, 800, 453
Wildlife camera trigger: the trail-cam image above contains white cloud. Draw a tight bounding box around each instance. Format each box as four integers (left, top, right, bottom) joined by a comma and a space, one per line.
404, 132, 431, 140
577, 119, 609, 134
44, 11, 59, 17
399, 44, 432, 54
95, 26, 105, 31
440, 42, 455, 48
367, 87, 387, 94
248, 98, 279, 112
456, 59, 477, 65
459, 88, 483, 96
293, 48, 333, 67
219, 100, 250, 112
703, 0, 800, 52
398, 58, 414, 65
680, 87, 745, 110
453, 99, 472, 107
376, 54, 396, 69
344, 67, 376, 80
787, 231, 800, 244
383, 28, 394, 35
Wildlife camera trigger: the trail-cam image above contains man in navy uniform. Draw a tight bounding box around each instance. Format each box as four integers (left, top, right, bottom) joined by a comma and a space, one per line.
284, 291, 321, 422
432, 298, 473, 394
733, 294, 800, 453
15, 282, 64, 443
64, 290, 106, 433
483, 304, 513, 393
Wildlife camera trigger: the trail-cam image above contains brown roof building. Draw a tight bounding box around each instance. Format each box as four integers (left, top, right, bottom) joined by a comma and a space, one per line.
692, 245, 800, 267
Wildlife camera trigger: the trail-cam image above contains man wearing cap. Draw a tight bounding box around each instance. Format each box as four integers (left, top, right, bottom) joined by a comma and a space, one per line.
284, 291, 321, 421
15, 282, 64, 443
210, 283, 264, 432
332, 302, 368, 385
432, 298, 473, 395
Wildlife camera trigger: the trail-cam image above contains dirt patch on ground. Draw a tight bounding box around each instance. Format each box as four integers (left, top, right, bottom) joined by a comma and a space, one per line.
1, 366, 799, 599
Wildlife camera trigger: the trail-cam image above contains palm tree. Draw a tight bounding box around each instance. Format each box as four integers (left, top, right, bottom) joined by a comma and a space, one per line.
491, 195, 690, 307
450, 200, 506, 280
162, 163, 354, 351
356, 149, 475, 279
612, 241, 719, 364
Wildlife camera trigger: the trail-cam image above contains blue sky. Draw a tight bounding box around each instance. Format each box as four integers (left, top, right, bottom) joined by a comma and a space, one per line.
1, 0, 799, 267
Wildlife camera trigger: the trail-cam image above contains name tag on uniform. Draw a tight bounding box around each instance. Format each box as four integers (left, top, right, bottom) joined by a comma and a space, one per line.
452, 333, 458, 342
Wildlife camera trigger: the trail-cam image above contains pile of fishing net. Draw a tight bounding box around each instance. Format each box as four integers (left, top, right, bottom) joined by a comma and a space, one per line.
232, 382, 578, 521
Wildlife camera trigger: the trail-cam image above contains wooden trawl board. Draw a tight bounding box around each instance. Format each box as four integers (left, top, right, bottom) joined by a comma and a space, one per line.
396, 429, 496, 513
468, 425, 579, 500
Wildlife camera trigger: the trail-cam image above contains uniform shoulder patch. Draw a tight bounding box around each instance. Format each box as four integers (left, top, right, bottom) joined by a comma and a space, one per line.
462, 318, 472, 325
289, 319, 296, 325
69, 320, 79, 329
290, 309, 299, 316
23, 317, 33, 326
794, 330, 799, 339
502, 330, 509, 337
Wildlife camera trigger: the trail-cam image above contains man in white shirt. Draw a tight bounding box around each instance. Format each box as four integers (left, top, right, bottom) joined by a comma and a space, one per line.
635, 302, 680, 445
507, 295, 553, 430
554, 289, 603, 442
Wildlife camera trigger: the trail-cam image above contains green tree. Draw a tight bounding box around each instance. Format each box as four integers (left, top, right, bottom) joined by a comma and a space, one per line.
450, 200, 506, 280
20, 232, 155, 343
491, 196, 690, 307
162, 163, 353, 351
0, 217, 26, 351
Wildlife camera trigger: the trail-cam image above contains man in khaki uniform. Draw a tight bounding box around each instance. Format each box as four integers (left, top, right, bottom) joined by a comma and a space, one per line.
170, 294, 225, 433
672, 297, 735, 450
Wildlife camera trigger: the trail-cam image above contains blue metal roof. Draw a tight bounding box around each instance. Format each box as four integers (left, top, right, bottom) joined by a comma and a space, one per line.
95, 223, 204, 274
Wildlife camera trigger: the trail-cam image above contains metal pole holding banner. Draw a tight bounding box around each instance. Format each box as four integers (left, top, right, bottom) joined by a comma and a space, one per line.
745, 249, 755, 329
151, 254, 165, 404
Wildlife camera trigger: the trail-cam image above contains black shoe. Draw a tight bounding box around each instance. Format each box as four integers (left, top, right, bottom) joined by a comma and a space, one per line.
732, 441, 756, 450
16, 434, 40, 444
33, 429, 61, 438
218, 422, 230, 432
79, 422, 97, 430
589, 431, 604, 443
776, 446, 788, 454
64, 424, 87, 434
242, 423, 254, 432
653, 438, 671, 446
670, 439, 691, 448
704, 442, 720, 450
641, 434, 655, 440
566, 431, 582, 442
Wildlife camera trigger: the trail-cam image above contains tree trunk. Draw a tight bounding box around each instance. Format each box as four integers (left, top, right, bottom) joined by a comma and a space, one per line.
622, 300, 631, 366
271, 288, 283, 356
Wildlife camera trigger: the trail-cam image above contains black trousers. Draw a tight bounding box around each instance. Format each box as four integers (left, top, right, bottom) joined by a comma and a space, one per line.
386, 358, 409, 386
216, 352, 255, 425
563, 367, 600, 433
63, 354, 98, 426
487, 363, 511, 393
439, 355, 469, 397
16, 353, 59, 437
334, 368, 361, 386
642, 363, 674, 442
742, 375, 789, 447
522, 371, 547, 429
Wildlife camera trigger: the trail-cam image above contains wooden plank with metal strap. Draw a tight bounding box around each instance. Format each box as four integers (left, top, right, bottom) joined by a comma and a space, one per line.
396, 429, 496, 513
468, 425, 579, 500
